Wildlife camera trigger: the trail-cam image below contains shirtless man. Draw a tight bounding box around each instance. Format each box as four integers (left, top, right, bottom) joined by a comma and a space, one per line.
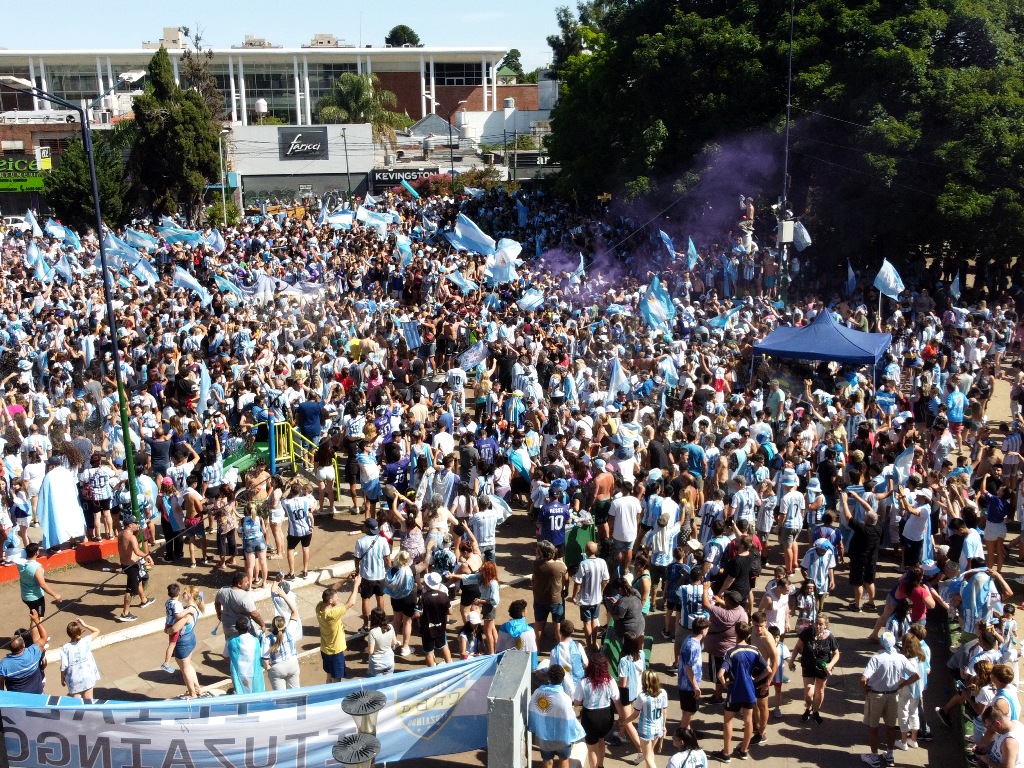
750, 611, 780, 746
117, 516, 155, 622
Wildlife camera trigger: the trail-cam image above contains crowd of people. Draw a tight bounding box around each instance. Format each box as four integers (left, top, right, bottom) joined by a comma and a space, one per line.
0, 181, 1021, 768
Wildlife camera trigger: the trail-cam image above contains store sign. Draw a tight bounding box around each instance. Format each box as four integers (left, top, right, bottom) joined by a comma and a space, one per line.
0, 155, 45, 191
277, 127, 329, 161
371, 167, 440, 184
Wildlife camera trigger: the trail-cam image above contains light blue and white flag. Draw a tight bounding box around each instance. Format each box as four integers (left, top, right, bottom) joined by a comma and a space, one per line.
363, 193, 378, 208
174, 267, 212, 306
395, 233, 413, 264
446, 270, 479, 295
569, 253, 586, 284
873, 258, 905, 300
463, 187, 485, 199
459, 341, 489, 370
205, 229, 227, 254
687, 237, 699, 270
157, 226, 204, 246
124, 228, 158, 253
708, 306, 741, 329
893, 444, 915, 486
517, 289, 545, 311
24, 241, 41, 269
605, 358, 630, 406
44, 218, 67, 241
214, 274, 244, 298
400, 179, 421, 199
34, 252, 54, 283
638, 275, 676, 332
54, 253, 73, 284
24, 209, 42, 238
528, 684, 586, 745
847, 260, 856, 296
327, 210, 355, 230
659, 230, 676, 261
950, 271, 961, 301
159, 215, 182, 230
453, 213, 496, 256
516, 197, 529, 227
485, 239, 522, 285
402, 321, 422, 350
104, 233, 159, 285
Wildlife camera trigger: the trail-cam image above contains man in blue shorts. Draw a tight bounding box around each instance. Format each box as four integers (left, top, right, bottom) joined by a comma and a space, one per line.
713, 622, 770, 762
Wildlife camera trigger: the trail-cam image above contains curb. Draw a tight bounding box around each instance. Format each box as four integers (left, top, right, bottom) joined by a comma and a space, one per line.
43, 558, 361, 664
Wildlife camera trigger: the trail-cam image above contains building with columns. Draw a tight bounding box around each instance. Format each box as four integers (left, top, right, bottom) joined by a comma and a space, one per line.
0, 29, 525, 125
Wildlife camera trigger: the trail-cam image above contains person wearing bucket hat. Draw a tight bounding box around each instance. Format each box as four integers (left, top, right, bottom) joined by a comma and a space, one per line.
417, 571, 452, 666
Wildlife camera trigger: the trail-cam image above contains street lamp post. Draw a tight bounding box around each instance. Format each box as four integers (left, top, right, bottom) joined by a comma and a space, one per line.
1, 70, 146, 523
423, 94, 467, 179
218, 128, 230, 227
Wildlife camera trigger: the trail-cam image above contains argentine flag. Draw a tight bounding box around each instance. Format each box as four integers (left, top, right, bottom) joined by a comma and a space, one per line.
454, 213, 497, 256
124, 228, 158, 253
569, 254, 586, 284
659, 230, 676, 261
528, 684, 585, 745
516, 197, 529, 227
605, 358, 630, 406
873, 258, 905, 300
24, 209, 43, 238
687, 237, 699, 270
517, 289, 545, 311
174, 267, 212, 306
638, 275, 676, 332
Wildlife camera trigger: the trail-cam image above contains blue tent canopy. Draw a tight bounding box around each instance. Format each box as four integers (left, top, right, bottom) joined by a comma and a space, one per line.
753, 309, 892, 366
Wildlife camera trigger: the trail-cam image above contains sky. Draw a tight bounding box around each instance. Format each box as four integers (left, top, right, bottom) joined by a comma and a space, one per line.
0, 0, 564, 70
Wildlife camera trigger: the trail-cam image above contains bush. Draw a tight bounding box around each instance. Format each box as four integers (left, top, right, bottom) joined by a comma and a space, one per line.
205, 199, 242, 227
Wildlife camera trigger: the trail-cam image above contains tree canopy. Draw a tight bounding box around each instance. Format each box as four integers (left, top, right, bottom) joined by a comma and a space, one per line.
43, 135, 127, 230
499, 49, 526, 79
385, 25, 421, 47
313, 73, 409, 149
130, 47, 220, 221
547, 0, 1024, 275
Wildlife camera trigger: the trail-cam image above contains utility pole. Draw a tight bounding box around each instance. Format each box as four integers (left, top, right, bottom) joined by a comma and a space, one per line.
513, 128, 518, 181
342, 126, 352, 198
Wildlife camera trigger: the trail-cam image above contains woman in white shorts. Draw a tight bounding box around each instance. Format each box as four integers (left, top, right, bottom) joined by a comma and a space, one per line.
267, 476, 287, 560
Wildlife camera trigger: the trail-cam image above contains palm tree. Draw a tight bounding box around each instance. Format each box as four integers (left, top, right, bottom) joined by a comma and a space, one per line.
314, 73, 406, 151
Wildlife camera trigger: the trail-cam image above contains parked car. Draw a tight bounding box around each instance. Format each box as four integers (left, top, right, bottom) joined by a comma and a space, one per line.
2, 215, 30, 233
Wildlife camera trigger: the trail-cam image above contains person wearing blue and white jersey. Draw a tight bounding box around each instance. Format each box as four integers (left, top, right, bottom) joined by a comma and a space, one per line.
261, 582, 302, 690
354, 518, 392, 631
282, 483, 317, 580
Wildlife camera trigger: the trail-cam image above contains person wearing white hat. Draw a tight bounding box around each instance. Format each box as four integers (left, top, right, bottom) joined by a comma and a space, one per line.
778, 470, 806, 576
417, 572, 452, 666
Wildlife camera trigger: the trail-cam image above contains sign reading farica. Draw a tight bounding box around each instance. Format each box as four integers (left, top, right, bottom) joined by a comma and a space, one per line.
278, 127, 329, 161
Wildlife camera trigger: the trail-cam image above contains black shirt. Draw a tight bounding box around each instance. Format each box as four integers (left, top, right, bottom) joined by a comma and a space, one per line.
848, 517, 883, 560
724, 553, 754, 600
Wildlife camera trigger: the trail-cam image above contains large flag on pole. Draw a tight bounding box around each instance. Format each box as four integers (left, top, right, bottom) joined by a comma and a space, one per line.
569, 253, 586, 284
173, 267, 212, 306
124, 228, 158, 252
516, 198, 529, 227
452, 213, 497, 256
24, 209, 43, 238
687, 237, 699, 270
638, 275, 676, 332
605, 358, 630, 406
659, 230, 676, 261
846, 260, 856, 296
950, 271, 961, 300
873, 258, 905, 300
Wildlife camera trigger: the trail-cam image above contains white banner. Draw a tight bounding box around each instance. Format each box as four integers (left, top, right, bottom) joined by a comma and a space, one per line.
0, 655, 499, 767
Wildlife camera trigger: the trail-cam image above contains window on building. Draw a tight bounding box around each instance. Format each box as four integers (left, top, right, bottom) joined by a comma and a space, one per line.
431, 63, 483, 87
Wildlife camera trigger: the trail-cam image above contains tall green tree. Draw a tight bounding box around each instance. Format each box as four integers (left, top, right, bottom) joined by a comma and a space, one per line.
385, 25, 421, 47
43, 135, 127, 230
179, 25, 225, 119
130, 47, 220, 221
499, 49, 526, 79
313, 73, 408, 150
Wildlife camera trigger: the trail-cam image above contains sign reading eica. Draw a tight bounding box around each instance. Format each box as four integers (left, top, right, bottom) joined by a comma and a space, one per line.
0, 155, 45, 191
277, 127, 329, 161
